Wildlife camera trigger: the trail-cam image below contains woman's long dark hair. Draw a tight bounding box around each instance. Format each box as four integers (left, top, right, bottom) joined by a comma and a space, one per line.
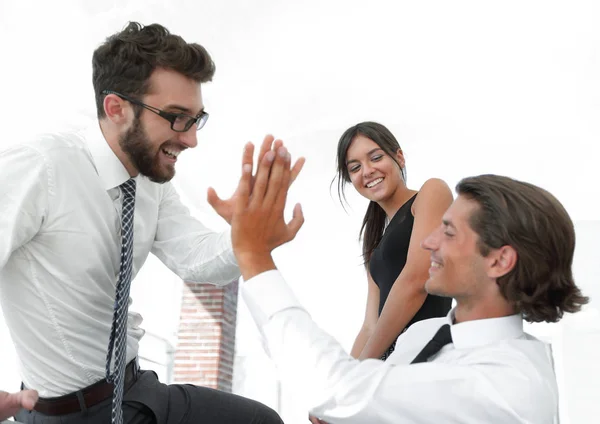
333, 122, 405, 266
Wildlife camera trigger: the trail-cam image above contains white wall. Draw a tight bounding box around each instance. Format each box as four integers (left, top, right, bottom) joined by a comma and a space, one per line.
1, 1, 599, 424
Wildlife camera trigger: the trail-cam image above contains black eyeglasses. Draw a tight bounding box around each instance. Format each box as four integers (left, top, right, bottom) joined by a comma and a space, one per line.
101, 90, 209, 132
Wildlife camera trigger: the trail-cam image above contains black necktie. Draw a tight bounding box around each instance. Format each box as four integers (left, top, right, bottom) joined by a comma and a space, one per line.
410, 324, 453, 364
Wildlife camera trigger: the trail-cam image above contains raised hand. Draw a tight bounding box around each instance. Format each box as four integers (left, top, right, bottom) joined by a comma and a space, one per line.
231, 142, 304, 280
207, 135, 305, 224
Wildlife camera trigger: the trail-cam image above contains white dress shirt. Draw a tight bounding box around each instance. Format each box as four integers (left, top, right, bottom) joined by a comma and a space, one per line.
242, 270, 559, 424
0, 124, 239, 397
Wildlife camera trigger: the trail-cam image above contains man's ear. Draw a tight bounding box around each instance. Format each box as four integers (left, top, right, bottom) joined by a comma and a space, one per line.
487, 245, 517, 279
103, 94, 129, 124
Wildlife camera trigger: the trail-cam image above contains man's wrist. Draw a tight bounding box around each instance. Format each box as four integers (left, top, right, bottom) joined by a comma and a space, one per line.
236, 251, 277, 281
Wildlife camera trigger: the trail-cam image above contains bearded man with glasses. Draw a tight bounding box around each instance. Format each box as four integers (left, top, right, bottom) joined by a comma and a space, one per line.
0, 21, 303, 424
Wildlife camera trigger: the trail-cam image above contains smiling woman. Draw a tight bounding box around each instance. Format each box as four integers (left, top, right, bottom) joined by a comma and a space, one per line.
334, 121, 454, 361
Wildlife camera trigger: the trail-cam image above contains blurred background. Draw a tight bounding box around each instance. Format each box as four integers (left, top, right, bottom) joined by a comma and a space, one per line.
0, 1, 599, 423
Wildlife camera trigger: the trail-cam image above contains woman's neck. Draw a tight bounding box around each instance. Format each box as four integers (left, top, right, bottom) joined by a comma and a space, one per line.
378, 186, 414, 219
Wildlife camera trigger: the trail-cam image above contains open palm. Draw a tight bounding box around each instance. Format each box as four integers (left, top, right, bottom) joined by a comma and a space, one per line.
207, 135, 304, 224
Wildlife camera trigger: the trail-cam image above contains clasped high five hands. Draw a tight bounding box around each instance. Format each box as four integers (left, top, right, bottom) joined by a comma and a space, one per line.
230, 137, 305, 280
207, 135, 305, 225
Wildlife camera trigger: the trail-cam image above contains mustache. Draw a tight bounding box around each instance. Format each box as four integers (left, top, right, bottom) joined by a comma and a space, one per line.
159, 142, 188, 152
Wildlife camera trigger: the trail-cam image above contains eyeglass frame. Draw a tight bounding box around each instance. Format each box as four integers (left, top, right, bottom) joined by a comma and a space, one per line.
101, 90, 209, 132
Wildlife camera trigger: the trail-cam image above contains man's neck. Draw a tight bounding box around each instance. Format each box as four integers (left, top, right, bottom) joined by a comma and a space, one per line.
453, 300, 516, 324
99, 120, 137, 177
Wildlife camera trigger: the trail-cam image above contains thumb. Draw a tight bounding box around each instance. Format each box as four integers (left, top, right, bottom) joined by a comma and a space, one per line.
234, 162, 253, 215
19, 390, 38, 410
0, 389, 38, 412
207, 187, 225, 211
286, 203, 304, 240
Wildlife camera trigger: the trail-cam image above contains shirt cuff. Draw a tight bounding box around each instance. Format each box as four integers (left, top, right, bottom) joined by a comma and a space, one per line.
240, 269, 305, 328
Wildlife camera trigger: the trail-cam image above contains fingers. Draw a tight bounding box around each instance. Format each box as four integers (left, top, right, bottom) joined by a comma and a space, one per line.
272, 139, 283, 151
263, 146, 289, 208
272, 150, 292, 216
286, 203, 304, 240
234, 142, 255, 215
256, 137, 282, 180
249, 149, 276, 208
242, 142, 255, 174
253, 136, 279, 194
247, 136, 303, 219
206, 187, 224, 210
255, 134, 303, 186
242, 141, 256, 194
0, 390, 38, 416
257, 134, 275, 164
289, 156, 305, 187
19, 390, 38, 410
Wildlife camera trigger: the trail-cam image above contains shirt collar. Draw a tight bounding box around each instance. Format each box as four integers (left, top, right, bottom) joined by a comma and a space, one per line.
84, 122, 132, 191
446, 308, 524, 349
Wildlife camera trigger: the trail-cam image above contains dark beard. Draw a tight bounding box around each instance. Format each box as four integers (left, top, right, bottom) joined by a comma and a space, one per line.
119, 117, 175, 184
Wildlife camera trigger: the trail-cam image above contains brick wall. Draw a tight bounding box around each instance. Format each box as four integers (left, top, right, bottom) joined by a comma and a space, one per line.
173, 280, 239, 391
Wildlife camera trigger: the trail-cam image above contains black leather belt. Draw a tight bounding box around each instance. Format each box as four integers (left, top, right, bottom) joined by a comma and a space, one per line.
32, 359, 140, 416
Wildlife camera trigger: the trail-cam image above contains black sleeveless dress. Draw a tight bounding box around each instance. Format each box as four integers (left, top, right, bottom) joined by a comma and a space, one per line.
369, 193, 452, 360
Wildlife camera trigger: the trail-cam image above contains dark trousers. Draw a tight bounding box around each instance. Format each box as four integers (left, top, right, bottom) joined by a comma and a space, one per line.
15, 370, 283, 424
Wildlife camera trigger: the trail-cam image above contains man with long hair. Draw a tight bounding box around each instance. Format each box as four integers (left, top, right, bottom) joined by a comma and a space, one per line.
231, 147, 588, 423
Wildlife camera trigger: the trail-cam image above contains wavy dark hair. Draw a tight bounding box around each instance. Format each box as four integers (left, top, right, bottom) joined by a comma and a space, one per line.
92, 22, 215, 119
457, 174, 589, 323
333, 122, 406, 265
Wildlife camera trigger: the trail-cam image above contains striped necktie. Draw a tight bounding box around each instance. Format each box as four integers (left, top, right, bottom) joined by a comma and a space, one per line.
105, 178, 136, 424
